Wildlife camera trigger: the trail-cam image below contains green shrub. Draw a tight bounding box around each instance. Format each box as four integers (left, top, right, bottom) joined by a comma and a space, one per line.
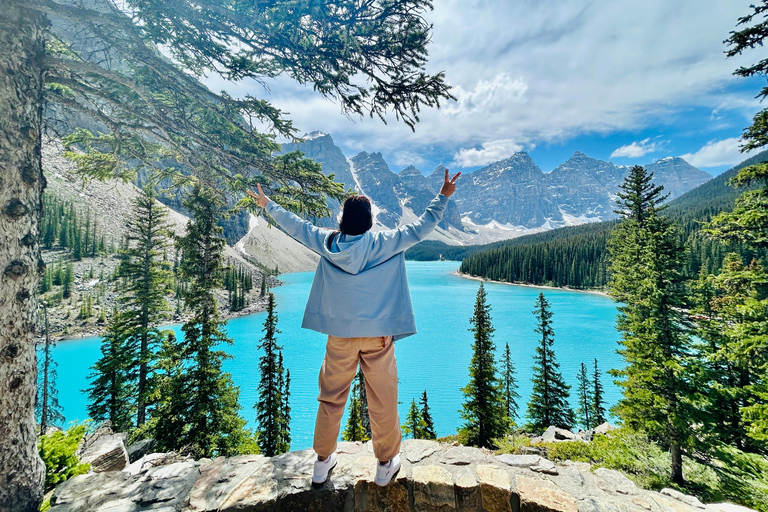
496, 428, 768, 512
38, 424, 90, 492
493, 433, 532, 454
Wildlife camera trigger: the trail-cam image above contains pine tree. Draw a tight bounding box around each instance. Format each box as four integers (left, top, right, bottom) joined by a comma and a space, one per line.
343, 377, 368, 442
174, 187, 252, 458
114, 187, 174, 426
356, 367, 372, 438
419, 390, 437, 440
402, 399, 425, 439
576, 363, 593, 430
140, 331, 187, 452
460, 283, 509, 448
280, 363, 292, 454
62, 262, 74, 299
255, 292, 289, 456
607, 165, 693, 485
52, 262, 63, 286
693, 254, 767, 449
501, 342, 520, 429
274, 349, 291, 455
260, 278, 267, 297
527, 293, 574, 432
704, 160, 768, 445
39, 267, 52, 294
592, 359, 607, 426
36, 306, 64, 432
86, 314, 135, 432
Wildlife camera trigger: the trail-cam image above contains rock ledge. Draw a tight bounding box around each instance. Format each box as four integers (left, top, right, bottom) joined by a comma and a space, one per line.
50, 439, 756, 512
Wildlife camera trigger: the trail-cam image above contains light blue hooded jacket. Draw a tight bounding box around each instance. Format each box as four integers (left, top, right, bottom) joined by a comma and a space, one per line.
265, 194, 449, 341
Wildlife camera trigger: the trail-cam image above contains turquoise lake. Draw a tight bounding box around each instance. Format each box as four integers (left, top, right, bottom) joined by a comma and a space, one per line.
51, 261, 623, 450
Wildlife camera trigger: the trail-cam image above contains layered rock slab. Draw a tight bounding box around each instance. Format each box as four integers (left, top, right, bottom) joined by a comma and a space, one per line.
50, 440, 757, 512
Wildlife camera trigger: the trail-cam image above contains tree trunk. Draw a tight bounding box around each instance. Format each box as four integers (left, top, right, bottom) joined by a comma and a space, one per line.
41, 305, 50, 434
670, 442, 684, 485
0, 3, 47, 511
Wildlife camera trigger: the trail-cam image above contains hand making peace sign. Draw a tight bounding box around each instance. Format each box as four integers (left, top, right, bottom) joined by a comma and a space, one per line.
246, 183, 271, 209
439, 168, 461, 198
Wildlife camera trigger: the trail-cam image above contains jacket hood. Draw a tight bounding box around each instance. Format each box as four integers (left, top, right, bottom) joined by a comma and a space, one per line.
320, 231, 372, 275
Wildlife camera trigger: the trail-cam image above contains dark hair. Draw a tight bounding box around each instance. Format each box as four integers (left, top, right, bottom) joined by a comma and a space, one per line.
339, 195, 373, 236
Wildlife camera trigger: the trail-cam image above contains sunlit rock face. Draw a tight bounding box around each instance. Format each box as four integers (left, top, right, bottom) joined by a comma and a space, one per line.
282, 135, 711, 240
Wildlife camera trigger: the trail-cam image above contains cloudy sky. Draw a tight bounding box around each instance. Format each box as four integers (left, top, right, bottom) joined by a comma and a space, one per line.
206, 0, 764, 176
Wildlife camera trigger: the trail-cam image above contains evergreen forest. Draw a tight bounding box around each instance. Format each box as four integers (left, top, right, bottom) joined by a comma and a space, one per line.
457, 149, 768, 288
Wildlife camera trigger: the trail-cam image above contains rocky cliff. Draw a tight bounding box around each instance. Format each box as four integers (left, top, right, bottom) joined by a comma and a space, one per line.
282, 134, 711, 245
282, 133, 464, 235
48, 439, 754, 512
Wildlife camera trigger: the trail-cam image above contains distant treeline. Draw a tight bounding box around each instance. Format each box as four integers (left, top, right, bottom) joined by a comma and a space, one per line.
408, 150, 768, 288
41, 192, 111, 258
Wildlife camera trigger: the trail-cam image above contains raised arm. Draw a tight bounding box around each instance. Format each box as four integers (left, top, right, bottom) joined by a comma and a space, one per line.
248, 184, 328, 254
367, 169, 461, 264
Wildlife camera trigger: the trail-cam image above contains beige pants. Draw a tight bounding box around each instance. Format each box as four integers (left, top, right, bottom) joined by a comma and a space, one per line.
313, 335, 402, 462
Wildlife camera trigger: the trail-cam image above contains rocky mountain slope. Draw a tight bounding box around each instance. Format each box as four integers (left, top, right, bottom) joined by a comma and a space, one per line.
40, 139, 315, 340
283, 133, 712, 245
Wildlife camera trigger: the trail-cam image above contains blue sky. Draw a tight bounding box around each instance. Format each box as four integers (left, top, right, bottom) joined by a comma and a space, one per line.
205, 0, 764, 177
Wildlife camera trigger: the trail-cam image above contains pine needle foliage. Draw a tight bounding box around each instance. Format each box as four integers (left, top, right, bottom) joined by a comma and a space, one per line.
607, 165, 694, 485
693, 254, 768, 450
592, 359, 607, 426
501, 342, 520, 429
117, 186, 174, 426
36, 306, 65, 432
420, 390, 437, 440
526, 293, 575, 432
85, 187, 173, 431
356, 368, 372, 438
173, 187, 254, 458
343, 373, 369, 443
255, 292, 291, 456
86, 321, 135, 432
402, 399, 426, 439
460, 282, 509, 448
576, 362, 593, 431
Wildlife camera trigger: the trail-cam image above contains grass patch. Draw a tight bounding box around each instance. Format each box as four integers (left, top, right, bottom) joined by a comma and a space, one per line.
495, 428, 768, 511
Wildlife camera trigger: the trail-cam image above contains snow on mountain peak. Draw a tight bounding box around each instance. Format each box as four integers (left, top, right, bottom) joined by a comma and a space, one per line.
303, 131, 328, 140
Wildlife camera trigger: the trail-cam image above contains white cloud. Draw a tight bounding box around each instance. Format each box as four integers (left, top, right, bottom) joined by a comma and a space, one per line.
445, 73, 528, 116
680, 137, 755, 168
453, 139, 525, 167
391, 150, 427, 168
203, 0, 760, 160
611, 138, 662, 158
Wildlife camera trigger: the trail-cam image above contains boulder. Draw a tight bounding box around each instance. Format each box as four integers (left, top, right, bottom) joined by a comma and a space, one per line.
78, 433, 129, 473
594, 422, 618, 435
517, 445, 545, 456
516, 474, 578, 512
541, 426, 579, 442
662, 488, 706, 509
402, 439, 441, 464
127, 438, 155, 463
123, 451, 189, 476
594, 467, 639, 495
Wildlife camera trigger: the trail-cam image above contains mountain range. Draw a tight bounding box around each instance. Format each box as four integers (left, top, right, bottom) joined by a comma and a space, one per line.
283, 132, 712, 244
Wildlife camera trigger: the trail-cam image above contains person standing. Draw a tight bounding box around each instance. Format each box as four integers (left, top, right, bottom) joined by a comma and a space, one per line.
248, 168, 460, 485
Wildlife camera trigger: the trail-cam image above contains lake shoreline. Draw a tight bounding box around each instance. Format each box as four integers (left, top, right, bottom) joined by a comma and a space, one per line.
47, 266, 611, 344
454, 271, 611, 297
38, 283, 280, 345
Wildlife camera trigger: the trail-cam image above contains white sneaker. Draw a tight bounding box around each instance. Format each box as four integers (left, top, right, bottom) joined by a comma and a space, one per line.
312, 452, 337, 484
374, 454, 401, 486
